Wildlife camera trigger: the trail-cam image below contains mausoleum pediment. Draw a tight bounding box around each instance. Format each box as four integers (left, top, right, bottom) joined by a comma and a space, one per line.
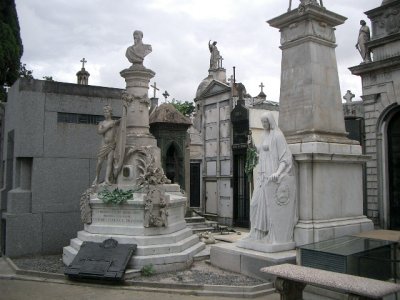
198, 80, 230, 99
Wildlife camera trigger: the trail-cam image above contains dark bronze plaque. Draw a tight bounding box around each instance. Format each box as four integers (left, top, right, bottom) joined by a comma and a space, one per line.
65, 238, 136, 281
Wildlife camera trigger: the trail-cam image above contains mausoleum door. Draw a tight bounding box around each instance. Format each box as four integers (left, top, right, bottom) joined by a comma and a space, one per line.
165, 144, 182, 186
205, 181, 217, 215
233, 150, 250, 227
388, 110, 400, 230
190, 163, 201, 207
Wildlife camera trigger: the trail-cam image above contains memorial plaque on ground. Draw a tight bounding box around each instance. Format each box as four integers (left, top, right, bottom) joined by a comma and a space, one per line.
65, 238, 136, 281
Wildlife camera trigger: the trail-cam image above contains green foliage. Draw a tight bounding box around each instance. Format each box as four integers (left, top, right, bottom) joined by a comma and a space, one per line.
141, 264, 155, 276
19, 63, 33, 78
171, 100, 195, 117
43, 76, 53, 81
98, 188, 135, 205
0, 0, 23, 91
245, 145, 258, 182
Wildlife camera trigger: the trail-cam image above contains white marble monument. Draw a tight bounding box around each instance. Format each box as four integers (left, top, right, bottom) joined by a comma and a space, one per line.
63, 30, 204, 273
236, 112, 297, 253
268, 2, 373, 245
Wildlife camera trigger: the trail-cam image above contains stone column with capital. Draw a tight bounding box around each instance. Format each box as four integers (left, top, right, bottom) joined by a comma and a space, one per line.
115, 34, 163, 187
268, 4, 373, 246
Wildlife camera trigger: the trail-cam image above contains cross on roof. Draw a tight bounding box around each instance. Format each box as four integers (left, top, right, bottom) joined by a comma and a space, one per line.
343, 90, 355, 103
80, 58, 87, 69
150, 82, 160, 98
219, 56, 224, 68
259, 82, 265, 93
162, 90, 170, 102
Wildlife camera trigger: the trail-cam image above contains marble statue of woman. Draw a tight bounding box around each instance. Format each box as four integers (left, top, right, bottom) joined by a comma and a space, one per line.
237, 112, 297, 253
208, 40, 220, 70
356, 20, 372, 63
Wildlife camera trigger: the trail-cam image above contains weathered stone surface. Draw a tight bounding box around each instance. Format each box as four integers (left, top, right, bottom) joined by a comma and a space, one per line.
149, 103, 191, 125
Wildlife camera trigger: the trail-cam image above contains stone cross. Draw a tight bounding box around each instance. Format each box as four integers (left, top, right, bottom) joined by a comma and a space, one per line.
80, 58, 87, 69
162, 90, 170, 102
150, 82, 160, 98
343, 90, 355, 103
219, 56, 224, 68
228, 75, 234, 86
259, 82, 265, 93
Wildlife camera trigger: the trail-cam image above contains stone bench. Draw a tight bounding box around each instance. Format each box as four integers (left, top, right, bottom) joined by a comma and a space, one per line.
261, 263, 400, 300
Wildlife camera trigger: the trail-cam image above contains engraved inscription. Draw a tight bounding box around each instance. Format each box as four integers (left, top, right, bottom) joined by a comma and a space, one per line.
92, 209, 134, 224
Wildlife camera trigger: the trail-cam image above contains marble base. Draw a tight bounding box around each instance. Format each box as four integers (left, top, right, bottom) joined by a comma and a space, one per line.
236, 238, 295, 253
210, 242, 296, 280
295, 216, 374, 246
63, 184, 205, 273
289, 141, 374, 246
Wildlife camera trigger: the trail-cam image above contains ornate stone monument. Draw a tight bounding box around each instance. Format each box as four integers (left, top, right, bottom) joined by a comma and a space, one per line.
236, 112, 298, 253
268, 2, 373, 245
63, 30, 204, 273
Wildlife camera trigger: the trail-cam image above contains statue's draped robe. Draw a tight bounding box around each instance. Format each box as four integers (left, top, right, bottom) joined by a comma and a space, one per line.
249, 129, 298, 244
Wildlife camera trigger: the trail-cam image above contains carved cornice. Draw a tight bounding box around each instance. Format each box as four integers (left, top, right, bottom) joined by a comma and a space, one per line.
366, 2, 400, 38
349, 55, 400, 75
268, 6, 346, 30
361, 94, 380, 104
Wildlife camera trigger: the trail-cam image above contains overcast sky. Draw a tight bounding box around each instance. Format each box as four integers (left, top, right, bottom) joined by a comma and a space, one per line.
15, 0, 382, 103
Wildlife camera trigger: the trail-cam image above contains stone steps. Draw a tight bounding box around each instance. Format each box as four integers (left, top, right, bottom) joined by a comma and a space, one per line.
77, 227, 193, 246
185, 216, 206, 223
64, 238, 205, 273
70, 233, 201, 257
130, 241, 205, 269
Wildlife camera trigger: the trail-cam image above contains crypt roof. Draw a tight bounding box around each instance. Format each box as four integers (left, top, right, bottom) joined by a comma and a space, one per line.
149, 103, 192, 126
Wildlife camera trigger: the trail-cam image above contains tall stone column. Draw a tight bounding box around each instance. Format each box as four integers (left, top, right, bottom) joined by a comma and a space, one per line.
268, 3, 373, 245
116, 66, 162, 187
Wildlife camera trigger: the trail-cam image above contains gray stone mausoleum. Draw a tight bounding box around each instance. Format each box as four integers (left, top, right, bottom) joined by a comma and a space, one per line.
349, 0, 400, 230
0, 78, 122, 257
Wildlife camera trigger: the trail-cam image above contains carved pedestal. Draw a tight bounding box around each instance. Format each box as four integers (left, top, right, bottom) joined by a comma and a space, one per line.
268, 4, 373, 246
63, 184, 205, 273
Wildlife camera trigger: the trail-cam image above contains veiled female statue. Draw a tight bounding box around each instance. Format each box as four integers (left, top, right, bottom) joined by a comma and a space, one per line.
237, 112, 297, 252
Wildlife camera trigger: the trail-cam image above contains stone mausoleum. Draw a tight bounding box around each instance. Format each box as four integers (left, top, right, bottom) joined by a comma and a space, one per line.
349, 0, 400, 230
0, 78, 123, 257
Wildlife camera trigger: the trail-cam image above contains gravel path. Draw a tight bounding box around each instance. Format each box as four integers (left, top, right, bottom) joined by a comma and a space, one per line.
12, 255, 265, 286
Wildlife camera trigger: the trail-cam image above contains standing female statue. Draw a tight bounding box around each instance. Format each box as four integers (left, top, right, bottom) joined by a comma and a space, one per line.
237, 112, 297, 252
356, 20, 372, 63
208, 40, 220, 70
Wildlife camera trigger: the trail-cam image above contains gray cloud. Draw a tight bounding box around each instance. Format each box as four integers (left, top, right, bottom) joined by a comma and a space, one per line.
16, 0, 382, 102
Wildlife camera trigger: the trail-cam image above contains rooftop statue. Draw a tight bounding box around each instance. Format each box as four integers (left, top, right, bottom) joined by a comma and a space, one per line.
208, 40, 220, 70
356, 20, 372, 63
288, 0, 324, 11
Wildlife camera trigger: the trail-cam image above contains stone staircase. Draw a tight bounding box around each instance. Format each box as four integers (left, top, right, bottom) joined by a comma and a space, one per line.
185, 211, 218, 233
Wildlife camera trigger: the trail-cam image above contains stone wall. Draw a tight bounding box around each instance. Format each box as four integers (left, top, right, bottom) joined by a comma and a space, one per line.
0, 78, 123, 257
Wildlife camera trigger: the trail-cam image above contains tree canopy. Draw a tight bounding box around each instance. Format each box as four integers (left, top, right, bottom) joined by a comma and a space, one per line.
0, 0, 23, 101
171, 100, 195, 117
